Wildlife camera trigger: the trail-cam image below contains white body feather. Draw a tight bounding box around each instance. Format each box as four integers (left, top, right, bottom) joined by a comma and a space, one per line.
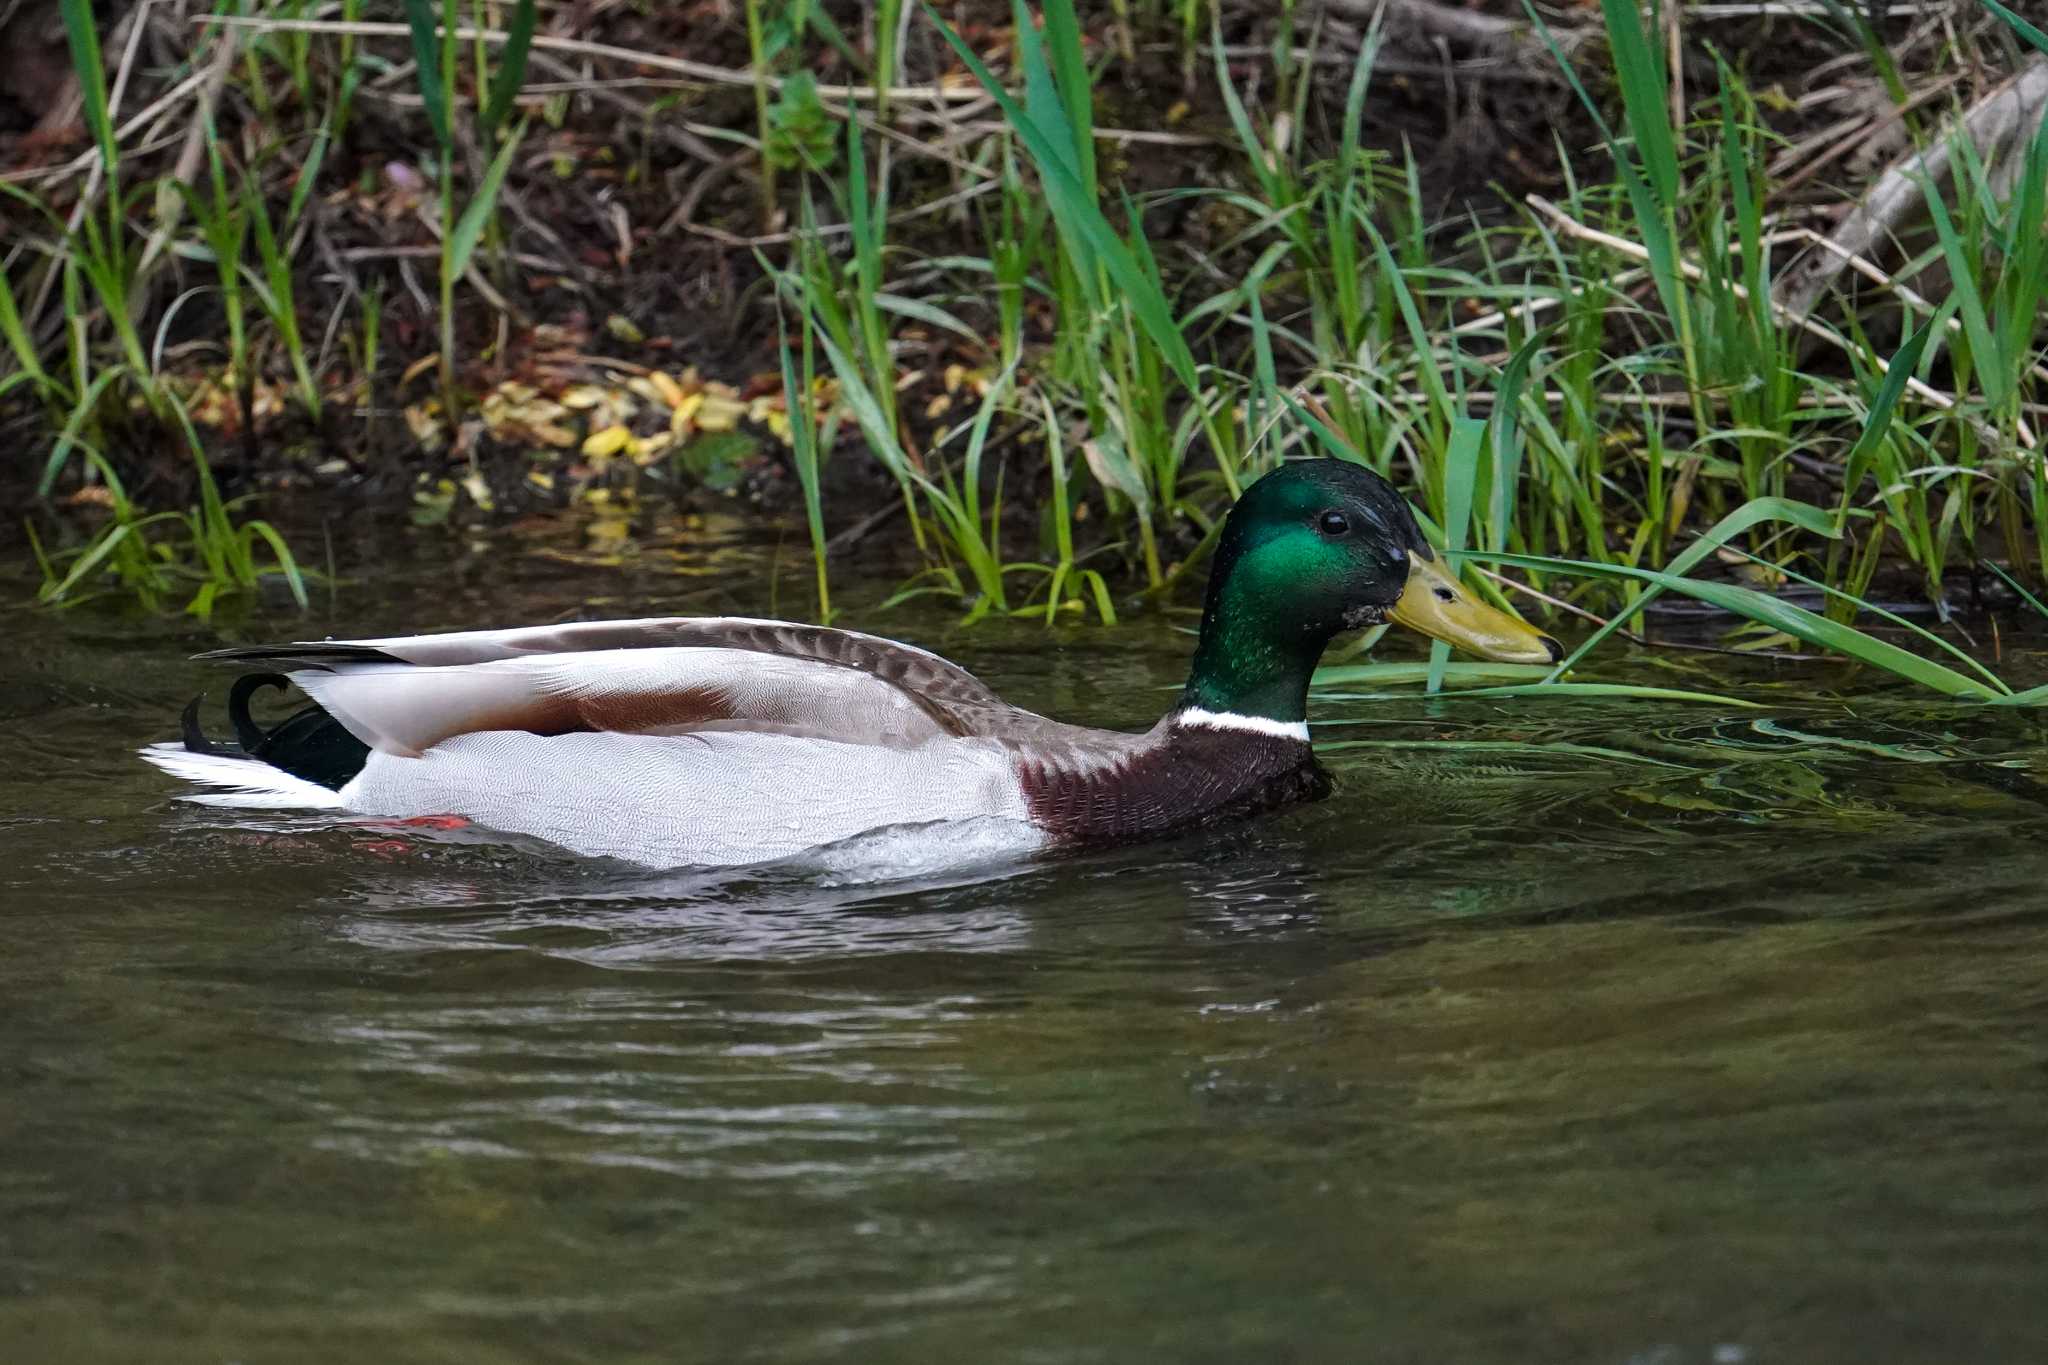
144, 618, 1069, 869
335, 729, 1042, 867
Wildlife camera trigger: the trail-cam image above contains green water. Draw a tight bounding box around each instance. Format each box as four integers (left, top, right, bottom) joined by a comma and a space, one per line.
7, 532, 2048, 1363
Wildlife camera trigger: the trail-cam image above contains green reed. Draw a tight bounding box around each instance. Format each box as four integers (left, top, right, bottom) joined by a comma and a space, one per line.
33, 402, 309, 617
401, 0, 534, 413
775, 303, 833, 621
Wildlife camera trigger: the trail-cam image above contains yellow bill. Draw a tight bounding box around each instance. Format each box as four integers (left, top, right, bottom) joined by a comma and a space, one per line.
1389, 554, 1561, 664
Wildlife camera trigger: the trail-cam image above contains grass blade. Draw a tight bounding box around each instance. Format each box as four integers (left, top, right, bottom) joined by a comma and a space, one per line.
1470, 549, 2005, 700
447, 122, 525, 280
1039, 0, 1096, 195
400, 0, 451, 150
1523, 496, 1839, 678
1980, 0, 2048, 52
482, 0, 539, 139
921, 1, 1200, 395
56, 0, 114, 172
1597, 0, 1678, 210
1428, 416, 1486, 693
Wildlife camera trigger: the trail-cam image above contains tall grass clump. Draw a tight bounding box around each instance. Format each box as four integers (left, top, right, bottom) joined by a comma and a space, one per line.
742, 0, 2048, 668
1309, 332, 2041, 704
401, 0, 536, 413
927, 0, 1237, 587
2, 0, 325, 614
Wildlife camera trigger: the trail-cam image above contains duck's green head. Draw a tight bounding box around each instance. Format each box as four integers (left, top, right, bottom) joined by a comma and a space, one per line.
1180, 458, 1559, 725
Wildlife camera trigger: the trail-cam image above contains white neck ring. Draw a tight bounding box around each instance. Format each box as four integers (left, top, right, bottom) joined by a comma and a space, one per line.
1175, 707, 1311, 743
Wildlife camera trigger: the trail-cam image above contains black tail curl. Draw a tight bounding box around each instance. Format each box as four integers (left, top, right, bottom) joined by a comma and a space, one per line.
180, 672, 291, 756
179, 695, 240, 756
229, 672, 292, 751
179, 673, 370, 791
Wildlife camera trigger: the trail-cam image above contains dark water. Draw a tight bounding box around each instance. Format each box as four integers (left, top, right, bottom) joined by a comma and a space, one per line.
7, 528, 2048, 1363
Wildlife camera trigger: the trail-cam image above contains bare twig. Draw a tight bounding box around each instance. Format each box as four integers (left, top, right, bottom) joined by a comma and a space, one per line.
1777, 57, 2048, 319
1448, 268, 1650, 337
191, 16, 988, 104
1773, 225, 2048, 390
336, 245, 570, 274
1687, 1, 1945, 15
672, 178, 1000, 248
132, 28, 237, 286
951, 120, 1215, 149
1769, 74, 1963, 198
1320, 0, 1534, 49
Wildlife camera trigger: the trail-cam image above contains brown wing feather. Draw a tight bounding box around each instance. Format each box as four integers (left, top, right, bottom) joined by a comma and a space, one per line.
201, 616, 1055, 753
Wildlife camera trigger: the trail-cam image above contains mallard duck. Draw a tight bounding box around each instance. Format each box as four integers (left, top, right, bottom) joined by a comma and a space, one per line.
143, 459, 1558, 868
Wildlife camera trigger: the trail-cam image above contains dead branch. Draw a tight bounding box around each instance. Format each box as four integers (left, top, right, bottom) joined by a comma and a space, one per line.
191, 15, 987, 105
1777, 56, 2048, 322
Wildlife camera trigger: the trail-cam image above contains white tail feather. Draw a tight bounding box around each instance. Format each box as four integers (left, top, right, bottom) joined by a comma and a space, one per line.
138, 743, 347, 810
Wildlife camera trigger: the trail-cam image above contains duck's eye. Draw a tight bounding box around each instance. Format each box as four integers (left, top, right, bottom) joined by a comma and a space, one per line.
1317, 510, 1351, 537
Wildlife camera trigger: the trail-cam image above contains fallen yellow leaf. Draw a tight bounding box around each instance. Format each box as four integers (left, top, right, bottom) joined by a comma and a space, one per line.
670, 391, 705, 436
582, 423, 633, 457
649, 370, 689, 409
695, 385, 747, 432
460, 470, 495, 511
631, 431, 675, 465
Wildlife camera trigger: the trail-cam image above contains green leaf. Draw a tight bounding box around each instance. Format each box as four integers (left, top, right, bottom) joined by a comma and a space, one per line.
922, 1, 1201, 396
0, 259, 51, 390
1979, 0, 2048, 53
1517, 496, 1837, 679
1039, 0, 1096, 195
1421, 683, 1759, 707
242, 519, 311, 609
38, 367, 128, 495
447, 121, 525, 280
764, 72, 838, 173
871, 294, 981, 344
1428, 416, 1487, 694
400, 0, 451, 151
1487, 329, 1546, 553
482, 0, 539, 138
283, 129, 331, 231
1315, 661, 1552, 687
1979, 558, 2048, 622
1922, 170, 2006, 410
1597, 0, 1679, 212
1989, 684, 2048, 707
56, 0, 114, 173
1838, 320, 1934, 516
1469, 549, 2005, 700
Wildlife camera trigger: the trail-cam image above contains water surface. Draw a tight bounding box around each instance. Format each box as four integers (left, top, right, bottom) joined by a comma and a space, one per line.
6, 531, 2048, 1363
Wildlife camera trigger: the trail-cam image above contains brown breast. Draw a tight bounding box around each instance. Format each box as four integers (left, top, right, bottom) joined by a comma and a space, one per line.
1014, 724, 1327, 847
